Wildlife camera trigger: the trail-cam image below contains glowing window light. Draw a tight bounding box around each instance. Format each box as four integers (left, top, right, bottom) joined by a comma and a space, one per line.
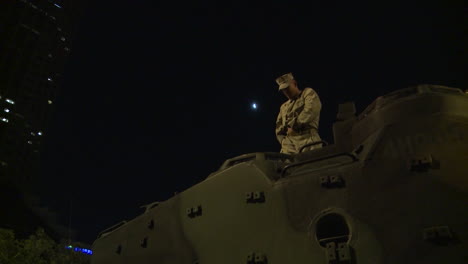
38, 131, 43, 136
47, 77, 53, 81
5, 99, 14, 105
31, 132, 36, 136
1, 118, 8, 123
48, 100, 53, 104
4, 109, 10, 113
27, 141, 32, 144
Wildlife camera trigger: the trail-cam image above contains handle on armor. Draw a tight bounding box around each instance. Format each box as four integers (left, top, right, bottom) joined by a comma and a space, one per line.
97, 221, 127, 238
299, 140, 329, 153
281, 152, 358, 177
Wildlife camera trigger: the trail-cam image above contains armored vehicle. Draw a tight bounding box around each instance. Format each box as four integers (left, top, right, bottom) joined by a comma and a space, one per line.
91, 84, 468, 264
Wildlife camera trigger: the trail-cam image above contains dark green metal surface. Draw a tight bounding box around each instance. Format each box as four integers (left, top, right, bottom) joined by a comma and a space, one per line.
91, 85, 468, 264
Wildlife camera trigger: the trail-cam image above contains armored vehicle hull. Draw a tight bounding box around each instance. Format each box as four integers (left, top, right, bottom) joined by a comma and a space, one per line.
91, 85, 468, 264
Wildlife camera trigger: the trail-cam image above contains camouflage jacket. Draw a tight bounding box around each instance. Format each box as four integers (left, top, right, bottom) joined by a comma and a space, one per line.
275, 87, 321, 143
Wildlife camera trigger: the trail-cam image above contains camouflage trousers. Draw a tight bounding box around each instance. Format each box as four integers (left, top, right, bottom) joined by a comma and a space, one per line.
280, 131, 322, 154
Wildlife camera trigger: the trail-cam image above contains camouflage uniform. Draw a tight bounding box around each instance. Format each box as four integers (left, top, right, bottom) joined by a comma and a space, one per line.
275, 74, 322, 154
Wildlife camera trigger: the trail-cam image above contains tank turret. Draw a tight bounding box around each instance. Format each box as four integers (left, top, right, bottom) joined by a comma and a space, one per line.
91, 85, 468, 264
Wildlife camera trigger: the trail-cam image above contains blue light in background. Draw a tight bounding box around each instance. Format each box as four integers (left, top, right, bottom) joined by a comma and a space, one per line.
54, 3, 62, 8
65, 245, 93, 255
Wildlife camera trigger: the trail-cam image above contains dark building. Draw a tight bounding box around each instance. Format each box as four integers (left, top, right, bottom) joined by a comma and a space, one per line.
0, 0, 87, 240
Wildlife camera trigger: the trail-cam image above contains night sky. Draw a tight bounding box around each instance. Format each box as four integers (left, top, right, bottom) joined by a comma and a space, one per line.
36, 1, 466, 243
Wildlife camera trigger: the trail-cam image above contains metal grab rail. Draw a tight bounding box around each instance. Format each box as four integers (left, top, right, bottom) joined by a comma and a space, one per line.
140, 201, 161, 213
299, 140, 329, 153
97, 221, 127, 238
220, 152, 292, 170
281, 153, 358, 177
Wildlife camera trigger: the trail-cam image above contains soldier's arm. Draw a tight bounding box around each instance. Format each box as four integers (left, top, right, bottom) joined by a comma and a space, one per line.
293, 88, 321, 131
275, 110, 286, 143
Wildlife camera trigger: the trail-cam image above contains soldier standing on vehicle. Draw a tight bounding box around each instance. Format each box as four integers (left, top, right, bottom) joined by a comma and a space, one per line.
275, 73, 322, 154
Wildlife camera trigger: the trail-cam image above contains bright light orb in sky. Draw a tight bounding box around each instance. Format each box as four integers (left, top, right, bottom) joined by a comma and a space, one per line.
251, 102, 258, 110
